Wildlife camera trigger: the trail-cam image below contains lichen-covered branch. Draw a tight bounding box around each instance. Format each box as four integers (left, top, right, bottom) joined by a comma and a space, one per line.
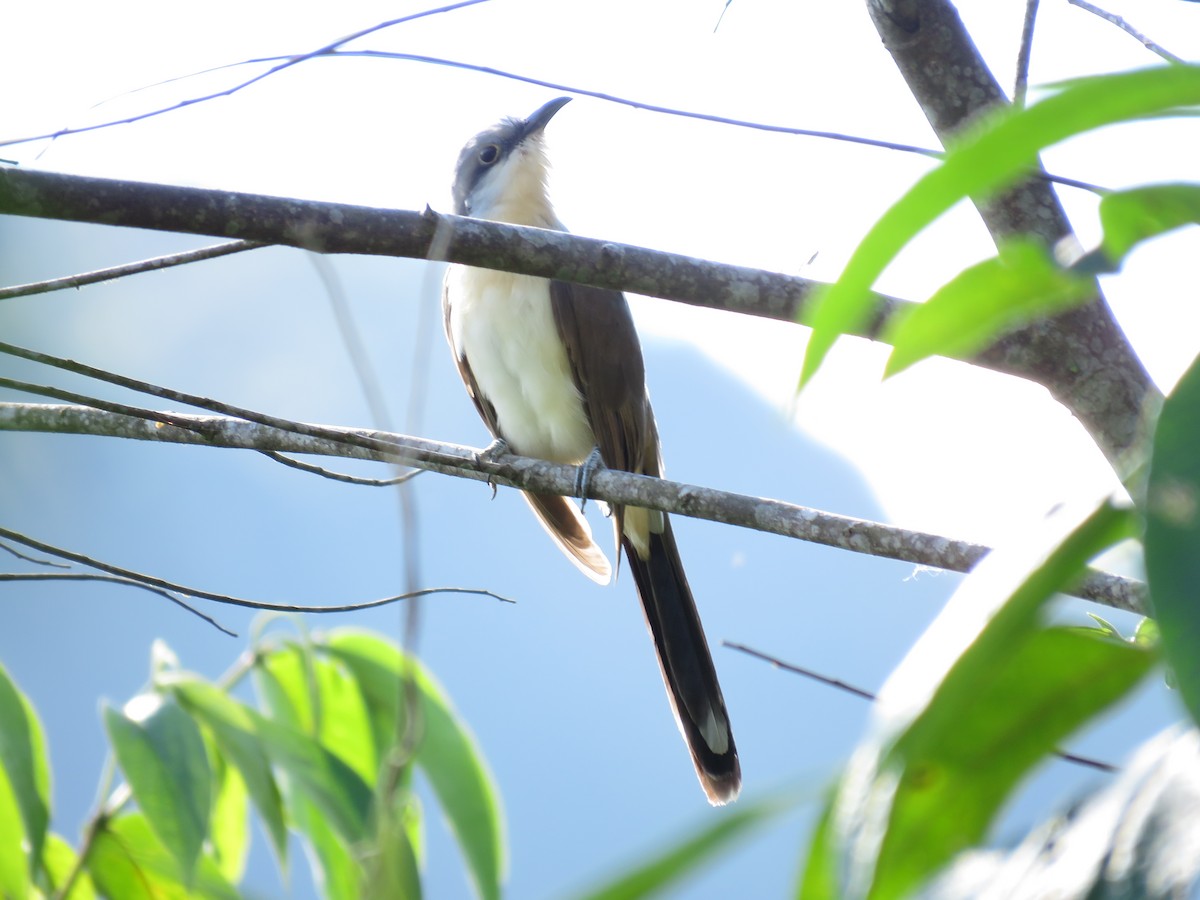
0, 402, 1147, 614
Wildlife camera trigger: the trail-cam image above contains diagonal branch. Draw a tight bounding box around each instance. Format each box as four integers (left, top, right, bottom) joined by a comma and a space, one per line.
0, 402, 1148, 615
865, 0, 1159, 479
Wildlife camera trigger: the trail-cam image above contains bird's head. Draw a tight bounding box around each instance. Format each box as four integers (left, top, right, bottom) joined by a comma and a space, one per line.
451, 96, 572, 227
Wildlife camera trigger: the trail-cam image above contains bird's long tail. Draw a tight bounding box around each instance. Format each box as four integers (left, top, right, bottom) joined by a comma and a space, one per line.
623, 517, 740, 804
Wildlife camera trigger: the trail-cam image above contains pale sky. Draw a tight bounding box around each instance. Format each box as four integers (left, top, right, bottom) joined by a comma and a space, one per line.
3, 1, 1198, 896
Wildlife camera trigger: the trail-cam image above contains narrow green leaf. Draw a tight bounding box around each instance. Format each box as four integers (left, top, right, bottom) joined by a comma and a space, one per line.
822, 498, 1140, 899
1100, 183, 1200, 263
86, 813, 239, 900
103, 695, 211, 885
919, 726, 1200, 898
801, 64, 1200, 385
324, 629, 506, 900
796, 799, 838, 900
254, 641, 316, 734
167, 677, 289, 866
1146, 349, 1200, 727
252, 713, 372, 844
207, 748, 249, 884
0, 661, 50, 880
884, 239, 1095, 376
577, 789, 798, 900
40, 832, 97, 900
873, 628, 1155, 897
291, 794, 361, 900
363, 795, 424, 900
0, 762, 30, 898
310, 656, 377, 787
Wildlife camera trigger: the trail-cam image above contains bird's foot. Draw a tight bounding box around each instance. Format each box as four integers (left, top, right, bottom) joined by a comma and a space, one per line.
575, 446, 605, 512
474, 438, 510, 497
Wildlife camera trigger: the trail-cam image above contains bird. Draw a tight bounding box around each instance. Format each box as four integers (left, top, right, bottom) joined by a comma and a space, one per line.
441, 96, 740, 804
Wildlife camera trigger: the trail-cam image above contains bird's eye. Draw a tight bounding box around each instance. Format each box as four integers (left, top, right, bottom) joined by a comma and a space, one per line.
478, 144, 500, 165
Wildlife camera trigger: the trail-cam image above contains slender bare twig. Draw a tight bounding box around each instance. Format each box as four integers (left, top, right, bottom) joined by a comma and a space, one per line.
0, 402, 1149, 616
1067, 0, 1185, 64
724, 641, 1118, 773
0, 0, 493, 150
259, 450, 421, 486
724, 641, 875, 700
1014, 0, 1041, 106
0, 240, 261, 301
1, 573, 237, 636
1, 539, 70, 567
0, 526, 513, 614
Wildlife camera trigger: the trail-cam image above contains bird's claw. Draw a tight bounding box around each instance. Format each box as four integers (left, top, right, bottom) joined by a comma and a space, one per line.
575, 446, 605, 512
475, 438, 510, 497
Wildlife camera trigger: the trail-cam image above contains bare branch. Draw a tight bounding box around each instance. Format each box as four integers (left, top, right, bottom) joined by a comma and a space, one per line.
0, 240, 261, 300
1067, 0, 1185, 65
259, 450, 421, 486
0, 0, 493, 149
0, 402, 1149, 615
0, 166, 1115, 392
0, 525, 513, 615
865, 0, 1159, 479
724, 641, 1118, 773
1, 572, 237, 636
1014, 0, 1041, 107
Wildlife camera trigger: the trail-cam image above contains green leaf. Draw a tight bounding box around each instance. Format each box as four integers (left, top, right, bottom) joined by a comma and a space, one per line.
207, 748, 249, 884
254, 640, 317, 734
291, 794, 361, 900
324, 629, 506, 900
0, 760, 30, 898
800, 64, 1200, 385
919, 726, 1200, 898
40, 832, 96, 899
818, 498, 1145, 899
874, 628, 1154, 897
86, 813, 239, 900
103, 695, 211, 886
1146, 348, 1200, 728
167, 677, 289, 866
252, 712, 372, 845
310, 656, 377, 787
1098, 183, 1200, 266
797, 799, 838, 900
884, 238, 1095, 376
576, 789, 797, 900
0, 661, 50, 883
363, 794, 423, 900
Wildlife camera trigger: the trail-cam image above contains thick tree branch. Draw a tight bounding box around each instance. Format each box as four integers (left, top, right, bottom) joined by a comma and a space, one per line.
0, 402, 1147, 615
0, 165, 830, 323
865, 0, 1160, 479
0, 166, 1148, 438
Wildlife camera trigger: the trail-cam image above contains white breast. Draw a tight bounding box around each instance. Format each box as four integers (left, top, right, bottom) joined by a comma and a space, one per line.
447, 264, 596, 464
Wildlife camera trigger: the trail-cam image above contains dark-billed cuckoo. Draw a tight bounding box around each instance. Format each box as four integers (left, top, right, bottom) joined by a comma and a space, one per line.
442, 97, 740, 804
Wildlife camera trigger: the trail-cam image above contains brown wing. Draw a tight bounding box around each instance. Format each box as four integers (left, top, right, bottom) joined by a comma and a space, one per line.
548, 280, 655, 477
442, 278, 612, 584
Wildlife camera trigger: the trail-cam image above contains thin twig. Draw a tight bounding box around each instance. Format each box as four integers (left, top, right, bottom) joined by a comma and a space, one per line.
0, 526, 514, 614
0, 402, 1150, 616
2, 0, 493, 150
1067, 0, 1185, 64
724, 640, 875, 700
1, 573, 237, 636
0, 240, 262, 301
724, 641, 1117, 773
1014, 0, 1041, 107
259, 450, 421, 486
0, 539, 70, 567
